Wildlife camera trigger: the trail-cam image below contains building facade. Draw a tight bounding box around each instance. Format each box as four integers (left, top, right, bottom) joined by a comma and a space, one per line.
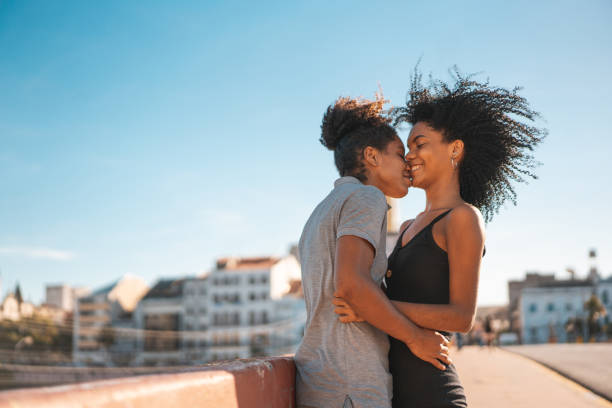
519, 274, 612, 344
73, 275, 148, 366
131, 255, 305, 365
133, 279, 186, 366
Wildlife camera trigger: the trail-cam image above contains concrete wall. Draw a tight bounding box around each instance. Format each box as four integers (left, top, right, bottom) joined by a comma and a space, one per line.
0, 356, 296, 408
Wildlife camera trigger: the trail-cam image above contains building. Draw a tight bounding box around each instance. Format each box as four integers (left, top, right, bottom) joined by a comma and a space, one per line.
385, 197, 400, 256
1, 293, 21, 321
0, 292, 35, 322
73, 275, 148, 366
520, 279, 594, 343
45, 284, 91, 312
206, 255, 304, 362
131, 254, 305, 366
181, 275, 211, 363
133, 278, 186, 366
519, 271, 612, 344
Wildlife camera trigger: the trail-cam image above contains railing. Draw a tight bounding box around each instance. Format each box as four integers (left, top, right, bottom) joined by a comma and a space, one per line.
0, 356, 296, 408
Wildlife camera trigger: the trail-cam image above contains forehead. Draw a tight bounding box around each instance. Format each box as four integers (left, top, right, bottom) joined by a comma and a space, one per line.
387, 137, 405, 150
407, 122, 441, 144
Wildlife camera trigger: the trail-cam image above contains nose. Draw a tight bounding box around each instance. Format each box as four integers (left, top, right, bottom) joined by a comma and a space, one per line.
405, 150, 416, 161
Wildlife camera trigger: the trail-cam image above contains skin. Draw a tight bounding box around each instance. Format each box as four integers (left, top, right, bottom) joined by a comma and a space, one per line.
334, 136, 452, 371
335, 122, 485, 339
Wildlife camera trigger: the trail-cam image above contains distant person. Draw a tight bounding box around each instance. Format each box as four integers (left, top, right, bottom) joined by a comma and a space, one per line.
295, 95, 451, 408
484, 315, 495, 347
454, 332, 464, 351
334, 68, 545, 407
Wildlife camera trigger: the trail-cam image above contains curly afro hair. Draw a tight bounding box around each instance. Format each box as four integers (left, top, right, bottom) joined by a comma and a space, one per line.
392, 67, 546, 221
320, 94, 398, 182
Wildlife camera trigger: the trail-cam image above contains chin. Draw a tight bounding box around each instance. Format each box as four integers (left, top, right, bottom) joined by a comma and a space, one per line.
410, 178, 425, 189
388, 186, 409, 198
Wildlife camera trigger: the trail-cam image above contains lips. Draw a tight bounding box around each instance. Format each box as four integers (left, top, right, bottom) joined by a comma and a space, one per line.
410, 164, 423, 172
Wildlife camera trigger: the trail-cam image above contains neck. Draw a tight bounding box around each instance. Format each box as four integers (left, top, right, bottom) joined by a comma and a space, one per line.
423, 173, 462, 212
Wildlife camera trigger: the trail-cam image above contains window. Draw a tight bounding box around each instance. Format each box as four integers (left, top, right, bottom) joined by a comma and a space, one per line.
249, 293, 256, 301
603, 290, 609, 305
199, 307, 207, 314
547, 303, 554, 312
249, 276, 256, 284
565, 303, 573, 311
529, 303, 537, 313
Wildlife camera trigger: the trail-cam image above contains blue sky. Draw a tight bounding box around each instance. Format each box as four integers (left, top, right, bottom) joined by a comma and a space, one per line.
1, 0, 611, 306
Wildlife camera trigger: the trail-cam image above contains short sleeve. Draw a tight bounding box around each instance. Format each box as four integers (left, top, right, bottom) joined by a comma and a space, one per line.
337, 186, 387, 252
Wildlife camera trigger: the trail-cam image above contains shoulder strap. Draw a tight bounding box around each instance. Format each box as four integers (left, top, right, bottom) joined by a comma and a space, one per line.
429, 209, 453, 227
395, 221, 412, 248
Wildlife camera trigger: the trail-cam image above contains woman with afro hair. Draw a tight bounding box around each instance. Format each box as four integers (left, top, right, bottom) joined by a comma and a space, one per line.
334, 69, 545, 407
296, 94, 452, 408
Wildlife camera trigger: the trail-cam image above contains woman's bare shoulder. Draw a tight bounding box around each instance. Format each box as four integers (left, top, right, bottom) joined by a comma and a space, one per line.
399, 219, 415, 234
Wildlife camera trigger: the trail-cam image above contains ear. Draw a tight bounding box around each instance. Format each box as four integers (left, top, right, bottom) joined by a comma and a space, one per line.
362, 146, 380, 167
450, 139, 465, 161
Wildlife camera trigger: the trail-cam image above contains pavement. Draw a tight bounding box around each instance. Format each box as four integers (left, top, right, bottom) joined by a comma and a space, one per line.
504, 344, 612, 402
451, 346, 612, 408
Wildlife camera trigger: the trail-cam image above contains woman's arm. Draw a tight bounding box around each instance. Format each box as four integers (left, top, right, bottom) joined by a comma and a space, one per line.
335, 235, 451, 370
336, 205, 484, 333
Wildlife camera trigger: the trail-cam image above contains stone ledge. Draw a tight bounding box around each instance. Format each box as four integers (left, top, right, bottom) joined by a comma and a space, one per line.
0, 356, 296, 408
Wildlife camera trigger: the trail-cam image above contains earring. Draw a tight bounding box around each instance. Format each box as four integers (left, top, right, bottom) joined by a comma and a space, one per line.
451, 156, 457, 169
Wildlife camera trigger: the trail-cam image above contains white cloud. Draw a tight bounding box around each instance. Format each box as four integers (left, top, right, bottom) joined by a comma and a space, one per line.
0, 247, 75, 261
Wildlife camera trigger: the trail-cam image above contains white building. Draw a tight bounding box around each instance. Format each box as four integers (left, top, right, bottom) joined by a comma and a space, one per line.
45, 284, 90, 312
73, 275, 148, 366
182, 276, 211, 363
0, 293, 35, 322
519, 271, 612, 344
520, 280, 594, 343
130, 254, 305, 365
206, 255, 304, 362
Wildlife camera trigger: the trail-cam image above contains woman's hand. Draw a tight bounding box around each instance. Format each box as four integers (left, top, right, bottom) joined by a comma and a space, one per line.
332, 296, 365, 323
405, 327, 452, 370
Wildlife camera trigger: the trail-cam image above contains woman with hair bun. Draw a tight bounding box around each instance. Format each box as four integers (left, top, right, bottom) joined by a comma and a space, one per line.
334, 70, 545, 407
296, 94, 451, 408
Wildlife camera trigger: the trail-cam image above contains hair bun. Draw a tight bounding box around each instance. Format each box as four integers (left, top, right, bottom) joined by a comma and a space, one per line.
320, 95, 389, 150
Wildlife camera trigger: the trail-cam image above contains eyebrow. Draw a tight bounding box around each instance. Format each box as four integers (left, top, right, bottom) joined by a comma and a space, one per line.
408, 134, 426, 145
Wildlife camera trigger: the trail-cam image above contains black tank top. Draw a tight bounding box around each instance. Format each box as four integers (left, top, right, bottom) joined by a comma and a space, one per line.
385, 209, 467, 408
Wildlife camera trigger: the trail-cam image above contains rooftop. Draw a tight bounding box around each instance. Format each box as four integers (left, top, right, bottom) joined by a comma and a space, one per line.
142, 278, 185, 299
216, 256, 280, 271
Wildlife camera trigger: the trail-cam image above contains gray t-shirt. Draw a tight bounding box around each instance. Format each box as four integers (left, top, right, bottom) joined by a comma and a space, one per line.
295, 176, 392, 408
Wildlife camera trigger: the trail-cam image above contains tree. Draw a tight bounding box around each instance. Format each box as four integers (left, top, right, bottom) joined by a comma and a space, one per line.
14, 283, 23, 304
584, 294, 606, 340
